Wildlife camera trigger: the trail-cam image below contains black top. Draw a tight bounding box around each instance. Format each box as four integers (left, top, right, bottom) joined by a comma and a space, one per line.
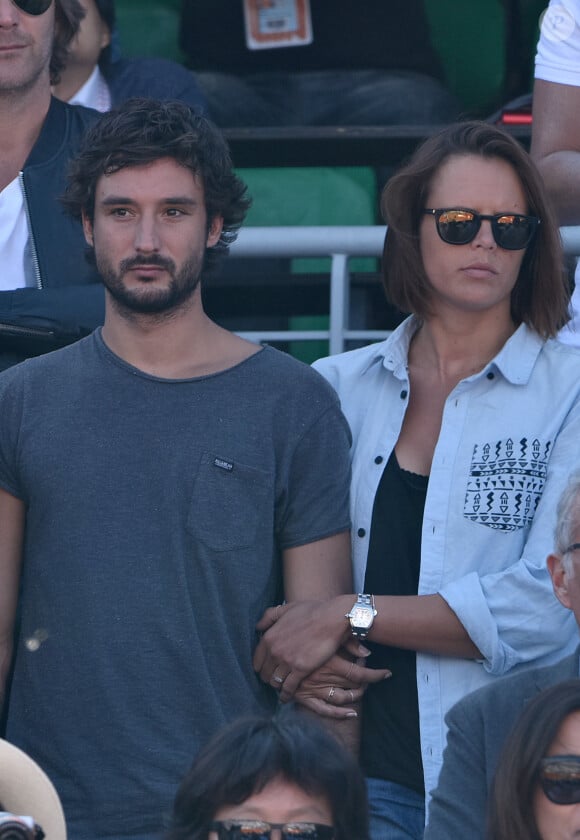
180, 0, 442, 79
360, 450, 428, 794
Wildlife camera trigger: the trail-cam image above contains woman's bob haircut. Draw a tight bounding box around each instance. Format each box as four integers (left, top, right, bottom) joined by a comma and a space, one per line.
486, 679, 580, 840
164, 707, 369, 840
381, 120, 569, 338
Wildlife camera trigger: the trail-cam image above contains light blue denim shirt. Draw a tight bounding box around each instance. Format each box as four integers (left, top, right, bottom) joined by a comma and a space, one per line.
314, 316, 580, 797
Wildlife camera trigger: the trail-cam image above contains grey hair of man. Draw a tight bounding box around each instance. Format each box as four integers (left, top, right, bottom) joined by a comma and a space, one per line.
554, 471, 580, 576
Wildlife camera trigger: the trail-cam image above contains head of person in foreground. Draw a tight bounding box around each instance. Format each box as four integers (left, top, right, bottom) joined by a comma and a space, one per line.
487, 678, 580, 840
165, 708, 369, 840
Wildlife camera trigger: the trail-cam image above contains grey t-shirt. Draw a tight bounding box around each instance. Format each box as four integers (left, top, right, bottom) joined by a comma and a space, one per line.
0, 330, 351, 840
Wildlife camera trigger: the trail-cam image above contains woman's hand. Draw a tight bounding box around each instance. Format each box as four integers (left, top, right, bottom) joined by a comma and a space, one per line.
253, 596, 367, 701
292, 652, 392, 718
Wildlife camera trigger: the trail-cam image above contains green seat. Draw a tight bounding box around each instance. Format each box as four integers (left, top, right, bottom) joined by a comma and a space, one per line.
425, 0, 548, 115
114, 0, 184, 63
424, 0, 507, 114
240, 165, 377, 272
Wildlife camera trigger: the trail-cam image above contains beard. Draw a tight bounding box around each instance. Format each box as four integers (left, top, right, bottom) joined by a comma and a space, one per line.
96, 251, 204, 315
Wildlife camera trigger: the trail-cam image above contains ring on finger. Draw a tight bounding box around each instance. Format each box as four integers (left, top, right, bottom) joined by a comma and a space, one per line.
328, 686, 336, 700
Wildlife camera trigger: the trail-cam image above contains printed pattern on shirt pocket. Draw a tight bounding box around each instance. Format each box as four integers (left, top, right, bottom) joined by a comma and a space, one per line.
464, 437, 552, 531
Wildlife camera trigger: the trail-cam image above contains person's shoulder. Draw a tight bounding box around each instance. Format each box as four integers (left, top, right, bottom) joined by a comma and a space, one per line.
0, 336, 92, 385
248, 346, 341, 406
447, 650, 579, 725
49, 96, 101, 130
26, 98, 100, 168
258, 345, 337, 386
105, 58, 207, 111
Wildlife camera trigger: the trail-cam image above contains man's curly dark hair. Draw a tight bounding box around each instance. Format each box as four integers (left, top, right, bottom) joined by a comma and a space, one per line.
62, 98, 251, 273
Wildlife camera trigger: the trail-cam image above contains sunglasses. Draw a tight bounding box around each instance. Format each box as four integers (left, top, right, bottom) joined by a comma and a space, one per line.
11, 0, 53, 15
210, 820, 335, 839
423, 208, 540, 250
539, 755, 580, 805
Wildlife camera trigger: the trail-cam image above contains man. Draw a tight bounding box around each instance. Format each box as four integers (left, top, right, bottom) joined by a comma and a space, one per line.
424, 471, 580, 839
530, 0, 580, 345
0, 0, 103, 370
0, 98, 373, 840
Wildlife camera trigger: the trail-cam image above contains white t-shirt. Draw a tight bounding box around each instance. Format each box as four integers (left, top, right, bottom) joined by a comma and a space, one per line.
0, 175, 29, 290
535, 0, 580, 345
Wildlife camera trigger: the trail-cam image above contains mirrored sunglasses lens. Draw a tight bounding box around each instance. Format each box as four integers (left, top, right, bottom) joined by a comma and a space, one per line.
12, 0, 52, 14
282, 825, 323, 839
542, 777, 580, 804
541, 758, 580, 804
493, 215, 533, 250
220, 823, 270, 839
437, 210, 478, 245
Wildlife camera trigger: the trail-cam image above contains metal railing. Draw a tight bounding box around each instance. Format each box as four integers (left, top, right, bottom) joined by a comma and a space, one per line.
230, 226, 580, 355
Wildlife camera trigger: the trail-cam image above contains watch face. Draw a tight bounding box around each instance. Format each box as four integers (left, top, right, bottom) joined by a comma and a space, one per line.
351, 606, 373, 628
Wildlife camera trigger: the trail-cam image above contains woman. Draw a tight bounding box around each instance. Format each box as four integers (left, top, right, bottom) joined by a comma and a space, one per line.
164, 708, 369, 840
253, 121, 580, 838
488, 679, 580, 839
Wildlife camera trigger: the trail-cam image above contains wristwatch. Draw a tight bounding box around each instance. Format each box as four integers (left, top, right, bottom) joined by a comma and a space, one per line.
345, 594, 377, 640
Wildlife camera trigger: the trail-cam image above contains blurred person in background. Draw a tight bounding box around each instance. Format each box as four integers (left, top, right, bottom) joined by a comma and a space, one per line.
487, 679, 580, 840
52, 0, 206, 112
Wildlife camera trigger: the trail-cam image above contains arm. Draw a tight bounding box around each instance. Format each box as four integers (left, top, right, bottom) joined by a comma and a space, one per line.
0, 488, 25, 715
282, 532, 363, 749
254, 592, 480, 701
530, 78, 580, 223
283, 531, 352, 601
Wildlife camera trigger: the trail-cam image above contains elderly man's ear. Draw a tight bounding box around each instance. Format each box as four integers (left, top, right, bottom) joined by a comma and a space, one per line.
548, 553, 573, 611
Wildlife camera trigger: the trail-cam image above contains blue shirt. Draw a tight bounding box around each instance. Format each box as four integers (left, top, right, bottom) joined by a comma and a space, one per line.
314, 316, 580, 797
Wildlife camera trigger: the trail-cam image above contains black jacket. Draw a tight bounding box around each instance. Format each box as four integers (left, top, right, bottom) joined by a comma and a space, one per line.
0, 97, 105, 369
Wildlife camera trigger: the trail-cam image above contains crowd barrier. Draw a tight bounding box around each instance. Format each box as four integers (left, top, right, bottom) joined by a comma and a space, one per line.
230, 225, 580, 355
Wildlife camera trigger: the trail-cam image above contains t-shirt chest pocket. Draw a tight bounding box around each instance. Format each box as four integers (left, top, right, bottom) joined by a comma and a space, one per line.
187, 452, 273, 551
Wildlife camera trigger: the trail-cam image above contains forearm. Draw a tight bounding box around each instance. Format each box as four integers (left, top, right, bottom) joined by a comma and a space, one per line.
254, 592, 480, 701
532, 151, 580, 224
530, 79, 580, 224
304, 592, 481, 659
367, 593, 481, 659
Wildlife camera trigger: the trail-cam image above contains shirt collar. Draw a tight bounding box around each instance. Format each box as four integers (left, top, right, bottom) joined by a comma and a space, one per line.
359, 317, 545, 385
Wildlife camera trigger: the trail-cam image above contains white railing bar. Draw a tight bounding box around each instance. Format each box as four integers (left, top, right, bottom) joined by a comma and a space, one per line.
230, 225, 580, 353
237, 331, 331, 341
232, 225, 580, 258
232, 226, 385, 257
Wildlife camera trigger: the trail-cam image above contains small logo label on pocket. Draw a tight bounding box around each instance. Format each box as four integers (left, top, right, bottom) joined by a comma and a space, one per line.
214, 457, 234, 471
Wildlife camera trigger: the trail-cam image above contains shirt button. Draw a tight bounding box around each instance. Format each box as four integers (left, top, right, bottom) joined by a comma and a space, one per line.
374, 455, 383, 465
357, 528, 366, 538
400, 389, 408, 399
486, 371, 495, 380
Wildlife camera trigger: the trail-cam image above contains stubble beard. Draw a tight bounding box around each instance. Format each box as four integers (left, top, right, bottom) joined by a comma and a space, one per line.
96, 252, 205, 318
0, 41, 52, 97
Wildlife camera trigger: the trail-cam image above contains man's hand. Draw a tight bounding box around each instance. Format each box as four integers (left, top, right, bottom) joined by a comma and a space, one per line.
253, 596, 369, 701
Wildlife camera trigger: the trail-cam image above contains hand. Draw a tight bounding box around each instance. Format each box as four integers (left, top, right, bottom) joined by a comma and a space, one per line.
292, 652, 391, 719
253, 596, 364, 701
